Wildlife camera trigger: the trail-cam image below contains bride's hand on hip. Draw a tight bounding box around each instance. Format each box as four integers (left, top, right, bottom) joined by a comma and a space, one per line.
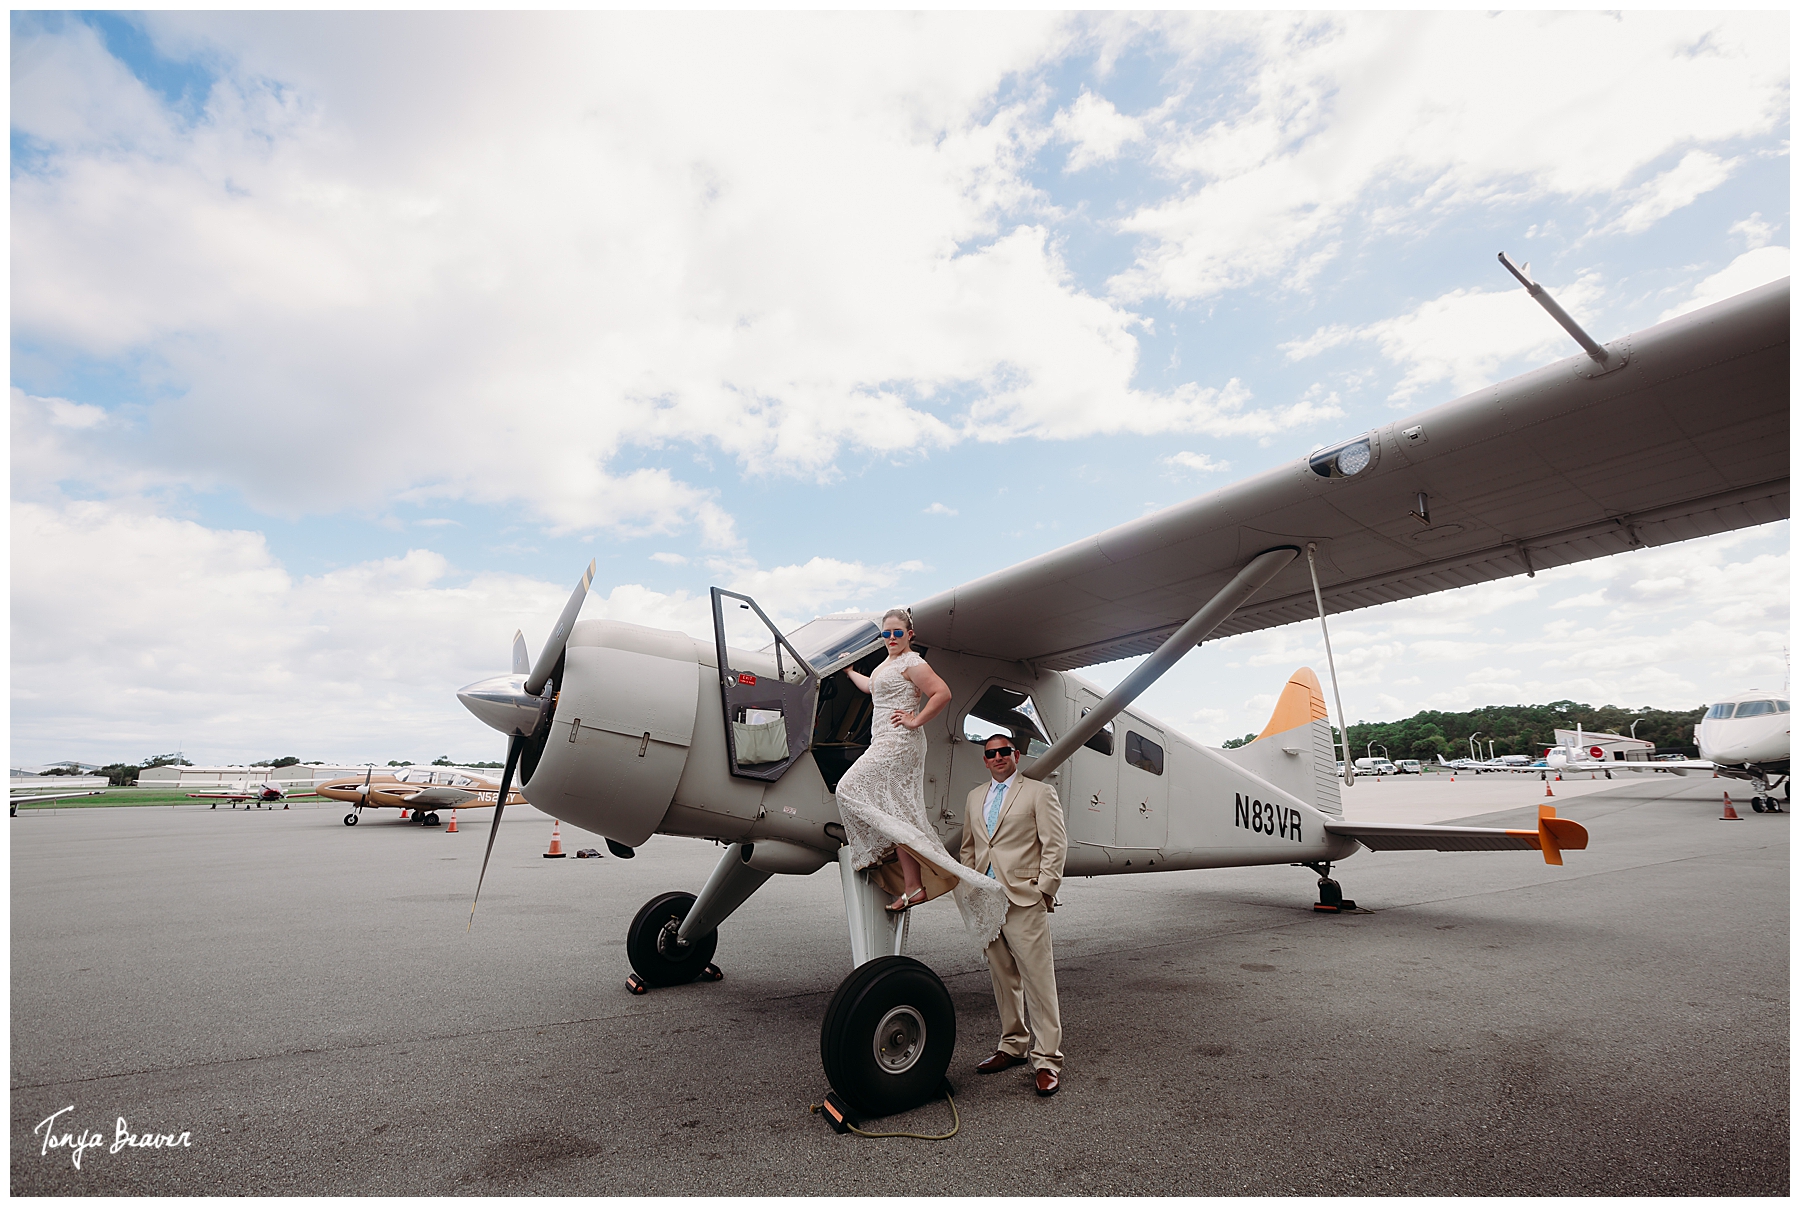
892, 709, 917, 730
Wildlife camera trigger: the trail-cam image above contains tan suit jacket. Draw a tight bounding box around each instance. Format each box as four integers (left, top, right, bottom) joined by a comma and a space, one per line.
961, 774, 1067, 910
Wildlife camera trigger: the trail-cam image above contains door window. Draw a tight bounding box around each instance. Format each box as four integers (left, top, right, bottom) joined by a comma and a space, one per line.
963, 684, 1051, 757
1080, 707, 1114, 756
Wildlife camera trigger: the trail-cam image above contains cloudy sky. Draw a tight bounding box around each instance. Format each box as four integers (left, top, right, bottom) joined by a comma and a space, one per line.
11, 11, 1790, 768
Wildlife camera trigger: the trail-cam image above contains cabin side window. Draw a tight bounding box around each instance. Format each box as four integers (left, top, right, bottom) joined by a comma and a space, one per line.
1125, 731, 1164, 776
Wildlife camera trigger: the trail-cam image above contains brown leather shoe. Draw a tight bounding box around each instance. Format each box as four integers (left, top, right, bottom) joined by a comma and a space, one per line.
975, 1051, 1028, 1074
1035, 1068, 1060, 1096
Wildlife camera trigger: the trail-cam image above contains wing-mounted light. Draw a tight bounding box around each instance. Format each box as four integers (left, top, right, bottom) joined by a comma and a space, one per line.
1308, 433, 1379, 480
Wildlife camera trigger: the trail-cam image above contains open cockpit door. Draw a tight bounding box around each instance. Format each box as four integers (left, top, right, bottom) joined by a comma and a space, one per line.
710, 588, 820, 782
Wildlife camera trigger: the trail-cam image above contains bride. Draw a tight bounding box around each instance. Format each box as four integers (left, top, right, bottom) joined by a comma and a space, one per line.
834, 608, 1009, 947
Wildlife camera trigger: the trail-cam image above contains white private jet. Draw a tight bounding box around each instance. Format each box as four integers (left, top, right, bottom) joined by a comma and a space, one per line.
1571, 691, 1792, 811
457, 269, 1786, 1118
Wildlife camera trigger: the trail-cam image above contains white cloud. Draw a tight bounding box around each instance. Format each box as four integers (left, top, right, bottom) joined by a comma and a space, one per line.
1605, 150, 1740, 236
1729, 212, 1776, 250
9, 496, 935, 765
1283, 274, 1607, 402
1659, 246, 1790, 321
1051, 90, 1144, 171
1162, 451, 1230, 473
923, 503, 958, 516
12, 13, 1341, 546
1109, 12, 1788, 302
649, 551, 688, 565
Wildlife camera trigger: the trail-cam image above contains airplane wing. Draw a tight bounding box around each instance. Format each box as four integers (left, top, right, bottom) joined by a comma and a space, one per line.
911, 280, 1787, 670
187, 791, 252, 800
11, 789, 108, 804
1595, 758, 1715, 774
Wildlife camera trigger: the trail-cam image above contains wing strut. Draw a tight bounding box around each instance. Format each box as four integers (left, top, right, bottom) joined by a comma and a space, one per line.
1306, 542, 1355, 787
1023, 546, 1298, 781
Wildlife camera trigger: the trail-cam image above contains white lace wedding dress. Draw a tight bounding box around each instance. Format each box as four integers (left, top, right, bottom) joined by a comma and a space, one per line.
834, 651, 1010, 948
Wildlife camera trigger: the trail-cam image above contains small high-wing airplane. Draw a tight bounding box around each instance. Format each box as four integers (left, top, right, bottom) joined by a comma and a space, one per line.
458, 269, 1786, 1117
316, 762, 526, 827
187, 776, 295, 808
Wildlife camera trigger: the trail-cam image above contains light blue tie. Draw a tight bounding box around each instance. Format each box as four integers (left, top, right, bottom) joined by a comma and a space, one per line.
984, 781, 1007, 878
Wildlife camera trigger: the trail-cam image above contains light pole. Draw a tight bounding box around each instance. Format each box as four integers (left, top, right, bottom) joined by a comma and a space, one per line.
1487, 739, 1497, 761
1630, 719, 1643, 740
1468, 732, 1482, 761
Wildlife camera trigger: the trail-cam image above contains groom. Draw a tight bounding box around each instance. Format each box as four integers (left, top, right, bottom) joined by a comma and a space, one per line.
960, 732, 1068, 1096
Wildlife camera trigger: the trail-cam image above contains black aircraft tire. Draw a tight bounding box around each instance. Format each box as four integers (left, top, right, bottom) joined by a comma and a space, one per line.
344, 813, 358, 826
820, 956, 955, 1118
424, 812, 441, 827
1752, 798, 1766, 813
626, 892, 717, 988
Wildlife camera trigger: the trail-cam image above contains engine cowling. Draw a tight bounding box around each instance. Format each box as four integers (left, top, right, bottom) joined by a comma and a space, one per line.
523, 620, 702, 846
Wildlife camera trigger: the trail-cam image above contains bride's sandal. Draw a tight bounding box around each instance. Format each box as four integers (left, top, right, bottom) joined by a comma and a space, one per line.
886, 888, 925, 913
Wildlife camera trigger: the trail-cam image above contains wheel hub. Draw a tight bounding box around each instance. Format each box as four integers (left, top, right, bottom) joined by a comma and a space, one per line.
655, 917, 690, 959
873, 1005, 926, 1075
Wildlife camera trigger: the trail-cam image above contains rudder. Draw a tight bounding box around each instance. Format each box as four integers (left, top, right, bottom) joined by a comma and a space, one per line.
1217, 668, 1342, 817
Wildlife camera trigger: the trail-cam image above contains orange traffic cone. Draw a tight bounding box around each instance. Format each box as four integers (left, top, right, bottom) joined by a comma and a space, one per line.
1721, 792, 1743, 821
446, 810, 458, 833
400, 809, 410, 820
544, 820, 567, 858
1556, 773, 1563, 781
1544, 780, 1555, 798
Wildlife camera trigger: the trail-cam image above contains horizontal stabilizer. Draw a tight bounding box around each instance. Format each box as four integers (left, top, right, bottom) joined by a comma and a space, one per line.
1325, 806, 1587, 866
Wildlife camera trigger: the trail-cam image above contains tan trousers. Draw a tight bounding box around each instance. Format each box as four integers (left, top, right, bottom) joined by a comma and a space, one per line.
984, 897, 1063, 1073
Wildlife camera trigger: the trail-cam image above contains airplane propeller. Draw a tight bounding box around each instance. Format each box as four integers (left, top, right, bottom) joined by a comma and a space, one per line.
465, 560, 595, 929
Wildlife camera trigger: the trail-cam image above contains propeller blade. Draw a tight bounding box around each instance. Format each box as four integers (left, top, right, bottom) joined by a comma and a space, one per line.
469, 734, 524, 931
510, 629, 530, 676
524, 560, 595, 696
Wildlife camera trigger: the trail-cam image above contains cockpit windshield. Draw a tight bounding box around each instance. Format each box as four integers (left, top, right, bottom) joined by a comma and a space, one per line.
774, 613, 885, 678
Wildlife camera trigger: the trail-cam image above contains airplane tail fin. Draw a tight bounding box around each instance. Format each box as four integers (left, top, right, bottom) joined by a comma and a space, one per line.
1219, 667, 1342, 817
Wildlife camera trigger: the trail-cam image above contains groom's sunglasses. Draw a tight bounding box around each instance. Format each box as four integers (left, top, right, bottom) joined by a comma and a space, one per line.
982, 746, 1016, 760
879, 629, 907, 639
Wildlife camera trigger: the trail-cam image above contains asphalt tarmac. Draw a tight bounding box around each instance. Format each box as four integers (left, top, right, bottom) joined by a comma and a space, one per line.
11, 776, 1787, 1195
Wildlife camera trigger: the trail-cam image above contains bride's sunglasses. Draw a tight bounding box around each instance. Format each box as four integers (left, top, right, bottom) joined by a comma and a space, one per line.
879, 629, 908, 639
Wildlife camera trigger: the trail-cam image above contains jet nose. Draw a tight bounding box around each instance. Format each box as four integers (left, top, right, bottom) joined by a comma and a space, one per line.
457, 673, 550, 737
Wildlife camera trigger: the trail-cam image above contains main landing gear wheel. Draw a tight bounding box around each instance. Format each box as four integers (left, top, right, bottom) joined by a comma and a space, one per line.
625, 892, 719, 988
1751, 797, 1767, 813
820, 955, 955, 1118
423, 811, 441, 827
343, 813, 358, 826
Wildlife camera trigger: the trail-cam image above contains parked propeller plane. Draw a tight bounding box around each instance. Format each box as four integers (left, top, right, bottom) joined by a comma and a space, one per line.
186, 776, 301, 808
458, 271, 1787, 1118
316, 762, 525, 827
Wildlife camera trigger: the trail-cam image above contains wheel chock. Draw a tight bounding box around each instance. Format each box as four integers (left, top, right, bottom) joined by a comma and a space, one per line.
625, 973, 650, 995
817, 1091, 857, 1135
699, 963, 724, 982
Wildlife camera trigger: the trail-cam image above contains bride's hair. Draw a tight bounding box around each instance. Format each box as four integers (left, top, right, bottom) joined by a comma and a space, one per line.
881, 607, 913, 631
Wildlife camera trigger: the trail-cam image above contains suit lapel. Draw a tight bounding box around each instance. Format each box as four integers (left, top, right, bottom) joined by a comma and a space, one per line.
994, 776, 1028, 834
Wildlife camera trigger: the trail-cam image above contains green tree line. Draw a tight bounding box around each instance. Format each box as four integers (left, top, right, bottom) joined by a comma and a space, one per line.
1223, 701, 1705, 760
